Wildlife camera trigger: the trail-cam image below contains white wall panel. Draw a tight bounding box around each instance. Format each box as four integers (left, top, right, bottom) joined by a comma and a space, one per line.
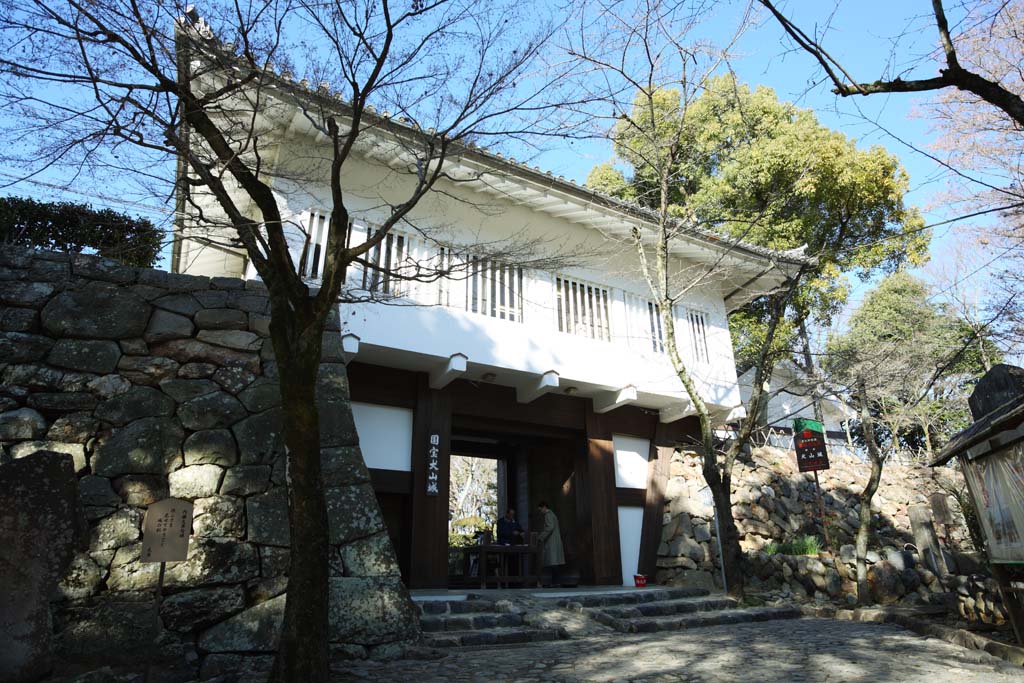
351, 402, 413, 472
617, 505, 645, 586
612, 434, 650, 489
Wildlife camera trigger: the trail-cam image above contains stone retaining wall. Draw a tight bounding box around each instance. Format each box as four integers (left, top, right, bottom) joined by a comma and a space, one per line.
0, 248, 418, 680
745, 547, 1009, 624
657, 445, 1002, 617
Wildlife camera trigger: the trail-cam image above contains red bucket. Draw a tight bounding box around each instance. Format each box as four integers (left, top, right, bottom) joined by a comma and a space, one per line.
633, 574, 647, 588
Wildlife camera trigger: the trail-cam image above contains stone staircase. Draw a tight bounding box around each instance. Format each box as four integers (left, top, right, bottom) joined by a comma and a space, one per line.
417, 597, 568, 648
559, 587, 802, 633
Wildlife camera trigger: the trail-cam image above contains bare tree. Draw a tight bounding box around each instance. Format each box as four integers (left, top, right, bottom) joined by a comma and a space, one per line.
825, 270, 995, 601
758, 0, 1024, 126
566, 0, 809, 598
0, 1, 584, 679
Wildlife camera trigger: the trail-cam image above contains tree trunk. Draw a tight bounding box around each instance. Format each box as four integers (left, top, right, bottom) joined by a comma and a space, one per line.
268, 299, 331, 683
855, 383, 885, 605
797, 312, 825, 424
705, 465, 744, 599
855, 453, 883, 604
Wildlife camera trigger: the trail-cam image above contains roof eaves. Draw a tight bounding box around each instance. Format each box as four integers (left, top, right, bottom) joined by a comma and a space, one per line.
203, 41, 813, 271
930, 398, 1024, 466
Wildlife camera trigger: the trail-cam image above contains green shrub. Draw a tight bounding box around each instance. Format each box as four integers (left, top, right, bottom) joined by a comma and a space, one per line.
448, 532, 476, 548
0, 195, 162, 267
764, 534, 821, 556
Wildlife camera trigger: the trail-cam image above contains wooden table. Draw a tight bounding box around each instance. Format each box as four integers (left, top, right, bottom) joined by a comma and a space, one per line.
462, 544, 539, 589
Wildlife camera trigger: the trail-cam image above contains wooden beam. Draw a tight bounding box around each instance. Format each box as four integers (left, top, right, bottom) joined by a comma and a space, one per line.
341, 333, 360, 363
347, 362, 418, 409
428, 353, 467, 389
615, 487, 647, 507
516, 370, 559, 404
369, 468, 412, 494
448, 379, 586, 431
593, 386, 638, 414
659, 400, 696, 424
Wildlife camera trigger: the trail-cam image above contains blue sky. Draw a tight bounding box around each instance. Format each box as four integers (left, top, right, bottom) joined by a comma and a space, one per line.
536, 1, 962, 243
523, 1, 1005, 331
1, 0, 1005, 330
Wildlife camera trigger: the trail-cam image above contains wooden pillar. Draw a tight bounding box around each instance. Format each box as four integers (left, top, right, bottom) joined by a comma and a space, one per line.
584, 406, 622, 585
990, 563, 1024, 645
409, 375, 452, 588
638, 422, 673, 578
573, 441, 593, 583
515, 449, 530, 532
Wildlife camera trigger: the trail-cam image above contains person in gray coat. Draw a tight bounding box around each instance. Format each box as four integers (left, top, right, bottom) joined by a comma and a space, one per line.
537, 501, 565, 587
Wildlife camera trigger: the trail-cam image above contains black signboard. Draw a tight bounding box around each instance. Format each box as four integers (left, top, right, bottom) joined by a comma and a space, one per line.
793, 418, 830, 473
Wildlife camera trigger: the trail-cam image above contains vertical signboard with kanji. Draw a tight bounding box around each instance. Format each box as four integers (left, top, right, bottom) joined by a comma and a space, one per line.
426, 433, 440, 496
793, 418, 830, 473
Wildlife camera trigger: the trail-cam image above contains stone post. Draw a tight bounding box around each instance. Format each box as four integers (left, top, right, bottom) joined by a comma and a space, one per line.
0, 451, 85, 682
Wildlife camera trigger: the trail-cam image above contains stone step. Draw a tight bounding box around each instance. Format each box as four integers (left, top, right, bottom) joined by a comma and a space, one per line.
415, 598, 497, 616
553, 587, 710, 608
598, 596, 738, 620
419, 611, 524, 632
612, 605, 802, 633
423, 626, 567, 648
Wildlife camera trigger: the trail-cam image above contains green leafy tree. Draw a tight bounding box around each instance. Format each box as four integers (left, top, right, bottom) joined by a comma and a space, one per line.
0, 195, 162, 267
758, 0, 1024, 363
586, 75, 930, 378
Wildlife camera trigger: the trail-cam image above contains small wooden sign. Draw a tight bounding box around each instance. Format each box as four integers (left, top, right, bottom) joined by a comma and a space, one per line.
141, 498, 193, 563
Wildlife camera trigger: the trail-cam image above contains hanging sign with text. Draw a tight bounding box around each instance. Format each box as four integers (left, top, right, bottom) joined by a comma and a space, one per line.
793, 418, 830, 473
141, 498, 194, 563
426, 433, 440, 496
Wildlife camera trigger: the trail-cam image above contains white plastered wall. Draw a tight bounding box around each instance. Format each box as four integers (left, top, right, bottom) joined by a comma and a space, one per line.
613, 434, 650, 585
178, 127, 750, 413
351, 401, 414, 472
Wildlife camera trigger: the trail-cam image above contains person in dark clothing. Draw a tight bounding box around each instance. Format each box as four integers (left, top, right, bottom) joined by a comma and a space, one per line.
496, 508, 524, 545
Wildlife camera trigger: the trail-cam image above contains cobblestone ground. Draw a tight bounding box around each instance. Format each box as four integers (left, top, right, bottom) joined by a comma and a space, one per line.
334, 619, 1023, 683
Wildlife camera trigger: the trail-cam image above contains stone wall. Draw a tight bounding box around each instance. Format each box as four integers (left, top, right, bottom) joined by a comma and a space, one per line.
0, 248, 418, 680
657, 445, 996, 612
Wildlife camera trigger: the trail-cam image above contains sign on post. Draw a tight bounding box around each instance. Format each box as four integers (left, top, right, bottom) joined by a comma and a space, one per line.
793, 418, 830, 473
141, 498, 194, 563
793, 418, 832, 547
140, 498, 193, 683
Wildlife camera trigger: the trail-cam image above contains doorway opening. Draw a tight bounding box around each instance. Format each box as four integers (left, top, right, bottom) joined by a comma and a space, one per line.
448, 453, 499, 543
446, 428, 586, 588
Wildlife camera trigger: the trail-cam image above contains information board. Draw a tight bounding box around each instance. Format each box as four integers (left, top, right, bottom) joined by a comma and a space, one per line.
141, 498, 193, 563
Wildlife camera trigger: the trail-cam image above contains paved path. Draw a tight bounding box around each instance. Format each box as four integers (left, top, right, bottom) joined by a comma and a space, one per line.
335, 618, 1023, 682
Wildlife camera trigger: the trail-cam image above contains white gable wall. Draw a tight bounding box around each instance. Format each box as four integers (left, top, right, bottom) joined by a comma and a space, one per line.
180, 136, 749, 416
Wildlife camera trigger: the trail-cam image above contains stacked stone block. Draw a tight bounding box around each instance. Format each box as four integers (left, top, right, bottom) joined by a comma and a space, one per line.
0, 248, 417, 680
657, 445, 1003, 619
